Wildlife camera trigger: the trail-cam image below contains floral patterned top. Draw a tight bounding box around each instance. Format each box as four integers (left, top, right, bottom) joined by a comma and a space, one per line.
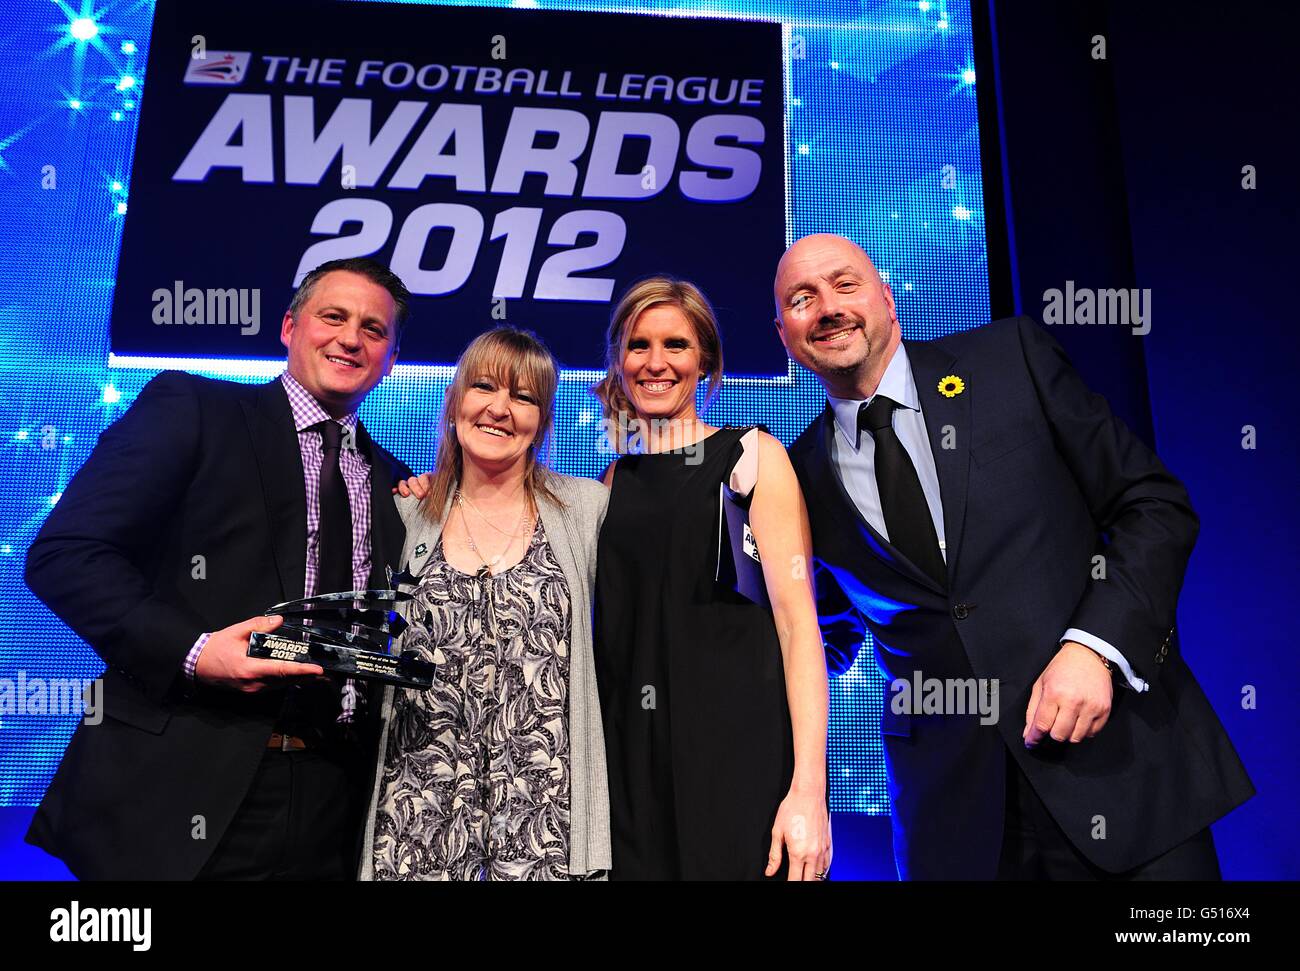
371, 519, 576, 880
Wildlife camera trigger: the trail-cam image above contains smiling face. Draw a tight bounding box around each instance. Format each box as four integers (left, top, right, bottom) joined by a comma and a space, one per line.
453, 370, 542, 477
280, 270, 399, 416
773, 234, 901, 398
620, 304, 704, 423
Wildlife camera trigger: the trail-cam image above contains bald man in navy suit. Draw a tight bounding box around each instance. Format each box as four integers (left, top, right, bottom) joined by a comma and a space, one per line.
778, 234, 1252, 879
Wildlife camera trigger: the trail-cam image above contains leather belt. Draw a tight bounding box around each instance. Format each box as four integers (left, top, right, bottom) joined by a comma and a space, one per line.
267, 732, 309, 751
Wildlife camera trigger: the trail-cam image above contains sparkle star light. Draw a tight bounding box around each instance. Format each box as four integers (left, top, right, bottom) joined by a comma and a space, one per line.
68, 18, 98, 41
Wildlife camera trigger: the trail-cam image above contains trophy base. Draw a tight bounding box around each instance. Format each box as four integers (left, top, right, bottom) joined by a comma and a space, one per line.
248, 632, 434, 689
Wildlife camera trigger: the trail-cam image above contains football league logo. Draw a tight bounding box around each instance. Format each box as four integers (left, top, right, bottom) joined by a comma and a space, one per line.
183, 51, 251, 85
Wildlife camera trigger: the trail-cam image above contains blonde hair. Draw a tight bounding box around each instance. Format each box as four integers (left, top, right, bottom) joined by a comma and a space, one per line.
593, 276, 724, 426
424, 327, 561, 518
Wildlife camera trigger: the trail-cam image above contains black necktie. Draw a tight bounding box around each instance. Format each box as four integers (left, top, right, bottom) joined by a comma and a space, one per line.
860, 396, 946, 586
316, 420, 354, 594
282, 420, 354, 741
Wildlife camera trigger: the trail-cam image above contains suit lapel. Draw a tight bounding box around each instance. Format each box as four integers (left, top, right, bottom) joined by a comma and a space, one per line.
809, 405, 883, 548
241, 379, 307, 604
356, 422, 405, 587
806, 405, 943, 592
904, 339, 971, 586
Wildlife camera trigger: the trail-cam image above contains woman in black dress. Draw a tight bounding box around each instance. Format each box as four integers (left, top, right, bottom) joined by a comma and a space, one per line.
594, 277, 832, 880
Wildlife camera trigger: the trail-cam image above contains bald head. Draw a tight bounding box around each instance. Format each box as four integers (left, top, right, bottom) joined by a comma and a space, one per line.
773, 234, 883, 315
771, 233, 901, 399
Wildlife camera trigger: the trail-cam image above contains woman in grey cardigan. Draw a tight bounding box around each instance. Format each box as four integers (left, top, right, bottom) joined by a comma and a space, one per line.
360, 327, 610, 880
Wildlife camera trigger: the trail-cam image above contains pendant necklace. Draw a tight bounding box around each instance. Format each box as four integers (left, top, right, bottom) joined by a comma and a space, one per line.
455, 491, 531, 572
457, 489, 528, 537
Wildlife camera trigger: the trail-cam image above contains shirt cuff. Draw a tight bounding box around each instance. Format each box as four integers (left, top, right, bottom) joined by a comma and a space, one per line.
184, 632, 211, 682
1062, 628, 1148, 693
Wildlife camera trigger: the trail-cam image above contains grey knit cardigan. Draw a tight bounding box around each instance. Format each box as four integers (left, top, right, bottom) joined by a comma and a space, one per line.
358, 472, 612, 879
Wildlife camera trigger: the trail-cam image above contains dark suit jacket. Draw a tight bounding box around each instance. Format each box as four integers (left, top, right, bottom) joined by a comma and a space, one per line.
24, 372, 410, 880
789, 316, 1253, 878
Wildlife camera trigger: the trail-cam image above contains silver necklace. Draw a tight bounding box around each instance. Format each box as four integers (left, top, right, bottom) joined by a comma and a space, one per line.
457, 489, 528, 537
455, 491, 531, 571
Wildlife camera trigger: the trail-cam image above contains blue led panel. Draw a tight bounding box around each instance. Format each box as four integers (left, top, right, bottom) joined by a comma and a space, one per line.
0, 0, 989, 815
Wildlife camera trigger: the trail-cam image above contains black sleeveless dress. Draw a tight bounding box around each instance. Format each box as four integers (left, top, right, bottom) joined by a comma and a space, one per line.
595, 426, 794, 880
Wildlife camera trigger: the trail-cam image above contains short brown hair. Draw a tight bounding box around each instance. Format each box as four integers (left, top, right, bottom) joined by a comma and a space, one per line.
424, 327, 562, 517
593, 276, 724, 420
289, 257, 412, 343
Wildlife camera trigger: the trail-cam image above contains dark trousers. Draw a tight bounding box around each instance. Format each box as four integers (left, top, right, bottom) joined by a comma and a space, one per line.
997, 751, 1221, 880
197, 746, 366, 881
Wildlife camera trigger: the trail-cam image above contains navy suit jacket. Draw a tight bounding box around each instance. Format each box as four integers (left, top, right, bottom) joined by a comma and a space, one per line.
24, 372, 410, 880
789, 316, 1253, 878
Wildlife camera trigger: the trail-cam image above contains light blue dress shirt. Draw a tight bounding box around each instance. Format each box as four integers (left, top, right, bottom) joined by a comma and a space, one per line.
827, 345, 1146, 692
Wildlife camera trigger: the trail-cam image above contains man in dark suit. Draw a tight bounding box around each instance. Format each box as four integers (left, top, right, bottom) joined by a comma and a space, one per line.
25, 257, 413, 880
777, 234, 1253, 879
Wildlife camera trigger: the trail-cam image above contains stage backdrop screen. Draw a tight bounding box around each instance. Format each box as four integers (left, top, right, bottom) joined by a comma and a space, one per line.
0, 0, 991, 826
112, 0, 789, 373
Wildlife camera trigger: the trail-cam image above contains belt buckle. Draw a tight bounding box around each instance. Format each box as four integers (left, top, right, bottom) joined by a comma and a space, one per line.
269, 731, 298, 751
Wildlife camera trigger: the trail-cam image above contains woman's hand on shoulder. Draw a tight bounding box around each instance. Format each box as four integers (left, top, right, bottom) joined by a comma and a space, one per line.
393, 472, 432, 499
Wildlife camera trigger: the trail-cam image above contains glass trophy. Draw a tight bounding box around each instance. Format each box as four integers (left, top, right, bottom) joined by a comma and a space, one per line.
247, 566, 434, 688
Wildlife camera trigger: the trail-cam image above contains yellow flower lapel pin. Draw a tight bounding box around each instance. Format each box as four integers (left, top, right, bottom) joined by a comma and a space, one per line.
937, 375, 965, 398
